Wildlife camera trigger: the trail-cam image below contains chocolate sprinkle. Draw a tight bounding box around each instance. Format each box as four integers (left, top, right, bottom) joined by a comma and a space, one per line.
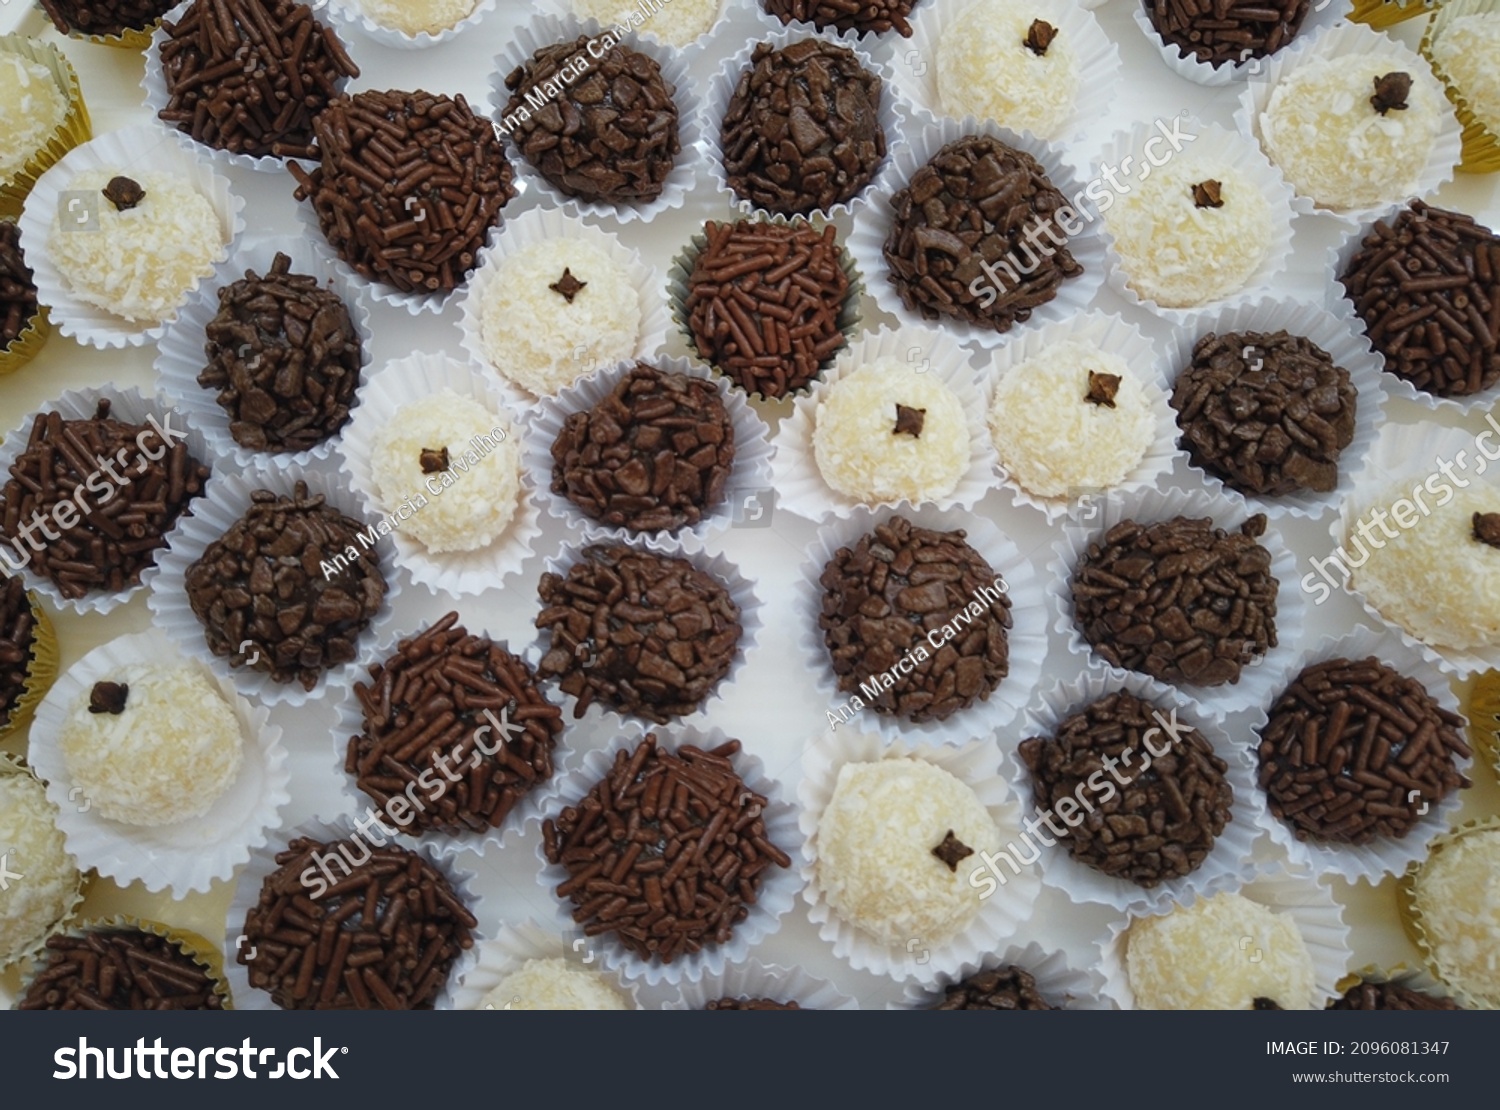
1371, 71, 1412, 115
102, 176, 144, 212
19, 929, 222, 1011
1328, 978, 1461, 1010
1086, 371, 1121, 408
1192, 179, 1224, 209
931, 829, 973, 872
893, 403, 926, 437
419, 447, 450, 475
549, 268, 587, 303
1024, 19, 1057, 55
935, 966, 1056, 1010
88, 680, 129, 715
1474, 513, 1500, 548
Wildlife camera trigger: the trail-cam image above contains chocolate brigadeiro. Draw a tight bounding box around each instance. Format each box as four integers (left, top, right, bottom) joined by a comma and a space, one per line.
290, 89, 515, 297
238, 836, 475, 1009
1257, 657, 1470, 845
761, 0, 921, 37
156, 0, 359, 161
502, 35, 681, 206
1339, 200, 1500, 399
720, 39, 887, 217
184, 481, 386, 690
550, 363, 735, 534
883, 135, 1084, 335
818, 515, 1011, 724
1327, 977, 1461, 1010
0, 222, 40, 350
347, 613, 563, 836
933, 966, 1056, 1010
1145, 0, 1311, 69
1020, 691, 1233, 886
19, 928, 224, 1010
1071, 514, 1278, 687
39, 0, 175, 37
0, 400, 210, 599
0, 575, 36, 732
541, 733, 791, 964
200, 252, 363, 454
535, 545, 743, 723
684, 219, 850, 399
1172, 329, 1357, 497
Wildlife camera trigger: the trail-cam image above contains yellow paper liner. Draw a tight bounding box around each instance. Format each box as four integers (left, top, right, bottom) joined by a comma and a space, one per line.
1421, 1, 1500, 174
1396, 815, 1500, 1009
15, 914, 233, 1008
72, 23, 162, 50
0, 304, 50, 377
1468, 671, 1500, 780
0, 35, 92, 220
1348, 0, 1435, 28
0, 592, 57, 740
0, 752, 85, 969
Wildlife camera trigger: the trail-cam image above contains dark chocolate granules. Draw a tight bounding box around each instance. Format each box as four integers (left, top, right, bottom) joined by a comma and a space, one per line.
761, 0, 920, 37
0, 575, 37, 732
39, 0, 175, 37
934, 966, 1056, 1010
19, 929, 223, 1010
1145, 0, 1311, 69
1327, 978, 1461, 1010
0, 221, 39, 349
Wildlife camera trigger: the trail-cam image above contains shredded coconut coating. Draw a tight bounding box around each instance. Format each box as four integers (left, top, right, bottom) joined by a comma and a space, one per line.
816, 759, 1003, 948
368, 390, 521, 554
479, 957, 630, 1010
571, 0, 721, 45
813, 356, 970, 504
987, 339, 1156, 498
1259, 53, 1445, 211
1107, 154, 1272, 308
1430, 14, 1500, 137
59, 662, 244, 827
0, 52, 69, 183
0, 771, 77, 965
935, 0, 1081, 141
479, 239, 641, 398
1412, 829, 1500, 1007
1349, 483, 1500, 652
1127, 891, 1317, 1009
355, 0, 476, 34
48, 168, 225, 324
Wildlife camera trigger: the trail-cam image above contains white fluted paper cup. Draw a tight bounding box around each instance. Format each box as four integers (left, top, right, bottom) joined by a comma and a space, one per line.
337, 352, 541, 597
326, 615, 575, 862
1099, 865, 1353, 1009
141, 0, 355, 173
456, 206, 671, 409
17, 123, 243, 349
1046, 483, 1307, 720
797, 506, 1046, 741
531, 725, 800, 987
703, 23, 901, 222
1132, 0, 1349, 88
490, 13, 703, 224
527, 355, 773, 545
799, 729, 1042, 983
0, 386, 214, 617
439, 918, 642, 1010
770, 325, 995, 523
144, 462, 401, 708
1324, 210, 1500, 416
1094, 119, 1297, 323
323, 0, 498, 49
894, 0, 1120, 144
847, 114, 1106, 347
1329, 421, 1500, 679
894, 940, 1110, 1010
534, 535, 762, 731
1245, 625, 1473, 884
224, 819, 481, 1010
1014, 670, 1264, 916
156, 235, 373, 472
980, 309, 1176, 523
1234, 21, 1463, 224
655, 959, 857, 1009
27, 629, 289, 899
1162, 296, 1385, 518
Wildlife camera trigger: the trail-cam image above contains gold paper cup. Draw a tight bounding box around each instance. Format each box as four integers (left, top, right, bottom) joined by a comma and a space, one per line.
0, 590, 58, 740
13, 915, 233, 1009
0, 35, 92, 220
1421, 0, 1500, 174
1397, 815, 1500, 1009
1348, 0, 1436, 28
1468, 670, 1500, 780
0, 752, 85, 969
0, 304, 50, 377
